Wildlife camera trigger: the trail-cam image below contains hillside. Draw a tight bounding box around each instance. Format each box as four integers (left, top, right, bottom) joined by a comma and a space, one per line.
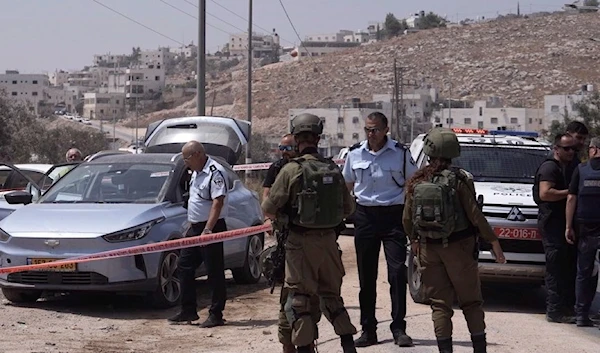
134, 11, 600, 136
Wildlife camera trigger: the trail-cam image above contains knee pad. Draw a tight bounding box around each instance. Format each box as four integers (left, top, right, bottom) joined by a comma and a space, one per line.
320, 297, 348, 324
285, 292, 312, 326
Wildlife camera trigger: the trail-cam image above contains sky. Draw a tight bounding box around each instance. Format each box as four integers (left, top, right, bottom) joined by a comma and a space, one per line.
0, 0, 571, 73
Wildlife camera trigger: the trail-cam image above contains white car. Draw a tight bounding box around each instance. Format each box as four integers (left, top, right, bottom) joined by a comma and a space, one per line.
407, 128, 551, 303
0, 164, 53, 199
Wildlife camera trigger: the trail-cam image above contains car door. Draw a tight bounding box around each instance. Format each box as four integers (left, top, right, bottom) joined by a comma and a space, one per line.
0, 163, 43, 221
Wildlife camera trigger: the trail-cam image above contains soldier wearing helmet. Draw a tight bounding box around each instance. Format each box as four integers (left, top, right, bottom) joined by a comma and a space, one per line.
262, 113, 358, 353
402, 127, 506, 353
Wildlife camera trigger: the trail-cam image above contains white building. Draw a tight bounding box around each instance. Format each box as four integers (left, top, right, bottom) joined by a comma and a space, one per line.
343, 30, 370, 43
107, 65, 165, 100
140, 48, 173, 67
49, 70, 69, 87
366, 22, 385, 42
83, 92, 126, 121
288, 99, 393, 157
432, 99, 543, 132
44, 86, 76, 112
406, 12, 425, 28
228, 31, 280, 58
170, 44, 197, 58
290, 41, 361, 60
543, 93, 587, 130
0, 70, 49, 114
67, 70, 100, 88
93, 53, 129, 67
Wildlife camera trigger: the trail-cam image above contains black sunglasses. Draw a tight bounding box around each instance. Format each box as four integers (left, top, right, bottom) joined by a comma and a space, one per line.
558, 145, 578, 152
364, 127, 383, 134
278, 145, 294, 151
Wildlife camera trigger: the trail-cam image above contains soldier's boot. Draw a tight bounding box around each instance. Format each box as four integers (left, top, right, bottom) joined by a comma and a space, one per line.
282, 343, 297, 353
436, 337, 453, 353
353, 331, 377, 347
340, 334, 357, 353
296, 346, 311, 353
471, 333, 487, 353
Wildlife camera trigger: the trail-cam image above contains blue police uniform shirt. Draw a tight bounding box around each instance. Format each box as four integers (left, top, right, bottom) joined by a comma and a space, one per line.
187, 157, 229, 223
342, 138, 418, 207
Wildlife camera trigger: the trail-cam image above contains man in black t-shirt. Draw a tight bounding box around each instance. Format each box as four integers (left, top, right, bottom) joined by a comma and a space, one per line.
536, 133, 578, 323
566, 137, 600, 327
263, 134, 297, 200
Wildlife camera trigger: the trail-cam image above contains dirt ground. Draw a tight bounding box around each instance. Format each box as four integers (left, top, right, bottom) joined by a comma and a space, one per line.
0, 236, 599, 353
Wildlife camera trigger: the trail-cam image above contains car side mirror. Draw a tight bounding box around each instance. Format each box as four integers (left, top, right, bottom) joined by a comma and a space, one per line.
5, 191, 33, 205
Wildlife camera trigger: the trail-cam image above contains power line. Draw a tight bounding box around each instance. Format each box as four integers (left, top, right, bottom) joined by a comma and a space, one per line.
180, 0, 249, 34
159, 0, 237, 35
92, 0, 184, 45
277, 0, 320, 69
207, 0, 295, 45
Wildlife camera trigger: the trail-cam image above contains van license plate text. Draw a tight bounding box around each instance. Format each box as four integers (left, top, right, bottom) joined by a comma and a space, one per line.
493, 227, 540, 240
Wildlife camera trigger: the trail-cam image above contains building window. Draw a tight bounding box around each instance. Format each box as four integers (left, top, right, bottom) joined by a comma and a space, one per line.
12, 81, 16, 84
11, 92, 17, 96
491, 117, 498, 124
551, 105, 559, 112
434, 117, 440, 123
479, 107, 483, 116
337, 133, 344, 139
464, 118, 471, 125
510, 117, 518, 124
352, 116, 359, 124
337, 117, 344, 123
155, 76, 160, 81
352, 133, 359, 139
32, 92, 38, 96
529, 118, 533, 124
32, 80, 38, 84
100, 109, 104, 114
477, 121, 484, 129
446, 118, 453, 124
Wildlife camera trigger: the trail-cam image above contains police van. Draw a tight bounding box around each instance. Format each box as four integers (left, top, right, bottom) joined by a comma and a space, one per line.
406, 128, 551, 303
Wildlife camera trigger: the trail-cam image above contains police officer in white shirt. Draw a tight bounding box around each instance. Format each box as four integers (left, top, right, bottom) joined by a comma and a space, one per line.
342, 112, 418, 348
168, 140, 229, 328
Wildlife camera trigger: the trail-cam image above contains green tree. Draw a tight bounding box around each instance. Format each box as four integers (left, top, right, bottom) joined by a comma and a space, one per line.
0, 93, 107, 164
418, 12, 447, 30
384, 13, 405, 38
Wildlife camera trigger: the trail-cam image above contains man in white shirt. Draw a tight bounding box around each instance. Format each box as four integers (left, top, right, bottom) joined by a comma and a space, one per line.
168, 140, 229, 328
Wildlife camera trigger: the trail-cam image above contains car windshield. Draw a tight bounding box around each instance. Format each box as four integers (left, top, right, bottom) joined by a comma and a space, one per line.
452, 145, 549, 184
38, 162, 172, 204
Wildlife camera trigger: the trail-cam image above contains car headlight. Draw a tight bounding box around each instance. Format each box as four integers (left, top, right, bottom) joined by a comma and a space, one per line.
0, 228, 10, 242
102, 218, 165, 243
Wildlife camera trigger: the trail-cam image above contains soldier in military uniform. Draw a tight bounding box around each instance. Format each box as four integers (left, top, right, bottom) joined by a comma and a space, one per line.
402, 127, 506, 353
261, 134, 322, 353
262, 113, 358, 353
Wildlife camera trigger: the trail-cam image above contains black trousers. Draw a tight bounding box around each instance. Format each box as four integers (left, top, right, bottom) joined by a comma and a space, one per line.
575, 230, 600, 319
540, 226, 577, 316
353, 204, 408, 336
179, 218, 227, 319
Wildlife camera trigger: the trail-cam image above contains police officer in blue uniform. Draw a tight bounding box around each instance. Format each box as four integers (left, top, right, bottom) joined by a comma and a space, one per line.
565, 136, 600, 328
342, 112, 417, 348
169, 140, 229, 328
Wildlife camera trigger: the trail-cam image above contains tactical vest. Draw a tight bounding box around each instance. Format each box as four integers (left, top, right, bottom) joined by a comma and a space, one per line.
290, 155, 345, 229
412, 168, 470, 246
576, 162, 600, 223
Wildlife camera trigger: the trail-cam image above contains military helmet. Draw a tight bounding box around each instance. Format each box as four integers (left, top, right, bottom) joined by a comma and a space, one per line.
258, 245, 278, 281
423, 127, 461, 159
290, 113, 323, 135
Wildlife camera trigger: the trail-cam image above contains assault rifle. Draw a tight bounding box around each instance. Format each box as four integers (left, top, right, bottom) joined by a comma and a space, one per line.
268, 224, 289, 294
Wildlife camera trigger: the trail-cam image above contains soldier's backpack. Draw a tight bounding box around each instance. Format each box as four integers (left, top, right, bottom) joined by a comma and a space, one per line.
291, 156, 345, 229
412, 168, 469, 246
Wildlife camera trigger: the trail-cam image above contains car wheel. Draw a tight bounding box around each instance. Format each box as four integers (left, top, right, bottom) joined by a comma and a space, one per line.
148, 251, 181, 308
1, 288, 42, 304
407, 249, 430, 305
232, 234, 263, 284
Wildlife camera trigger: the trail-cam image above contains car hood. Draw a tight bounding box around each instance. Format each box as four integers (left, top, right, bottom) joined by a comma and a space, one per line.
473, 182, 535, 206
0, 203, 165, 238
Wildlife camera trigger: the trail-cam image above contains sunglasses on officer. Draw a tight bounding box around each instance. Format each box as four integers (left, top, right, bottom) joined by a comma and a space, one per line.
278, 145, 294, 151
557, 145, 578, 152
364, 127, 383, 134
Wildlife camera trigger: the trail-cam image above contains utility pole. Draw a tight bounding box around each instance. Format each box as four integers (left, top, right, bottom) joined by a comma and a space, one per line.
393, 58, 400, 141
197, 0, 206, 116
392, 61, 418, 142
448, 83, 453, 129
245, 0, 253, 172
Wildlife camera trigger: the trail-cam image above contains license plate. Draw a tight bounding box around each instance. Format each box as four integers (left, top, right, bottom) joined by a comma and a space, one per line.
493, 227, 541, 241
28, 258, 77, 272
